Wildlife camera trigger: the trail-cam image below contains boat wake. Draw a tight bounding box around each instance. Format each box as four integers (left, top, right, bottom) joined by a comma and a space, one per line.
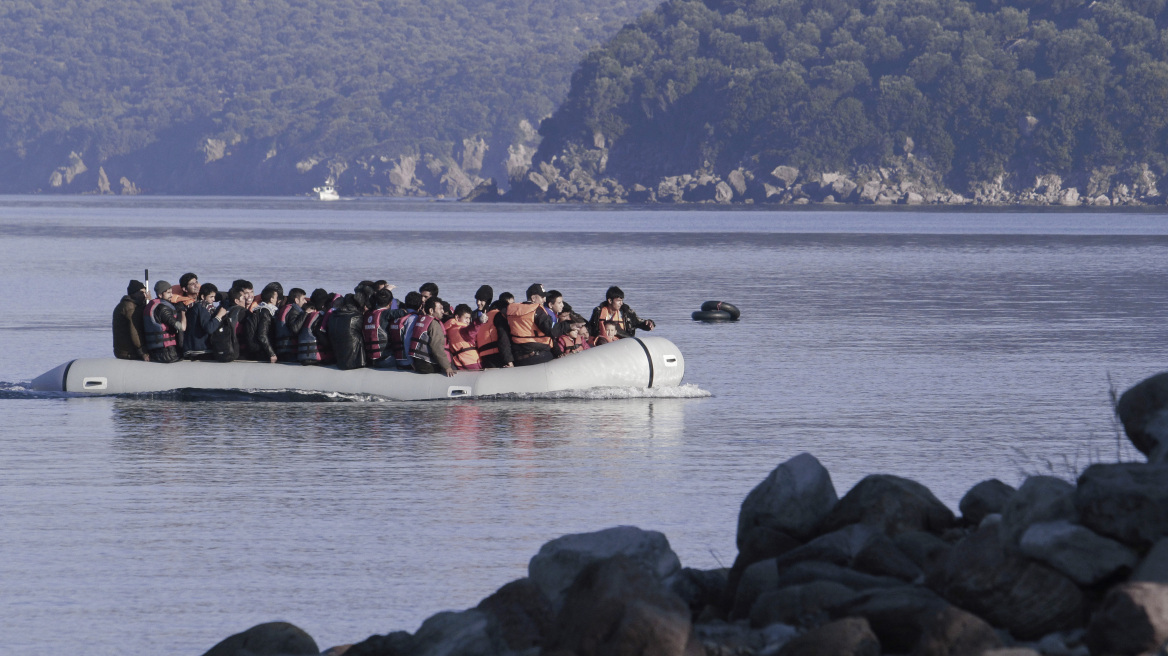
0, 381, 711, 402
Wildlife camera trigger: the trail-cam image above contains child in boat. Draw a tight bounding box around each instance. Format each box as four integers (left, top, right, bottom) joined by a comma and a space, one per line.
592, 320, 619, 347
555, 314, 589, 357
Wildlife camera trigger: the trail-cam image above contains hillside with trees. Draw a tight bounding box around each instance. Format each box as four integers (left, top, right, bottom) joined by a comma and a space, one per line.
0, 0, 656, 195
506, 0, 1168, 204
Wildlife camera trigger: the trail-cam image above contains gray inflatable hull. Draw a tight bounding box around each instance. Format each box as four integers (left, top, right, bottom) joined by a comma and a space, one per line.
31, 336, 685, 399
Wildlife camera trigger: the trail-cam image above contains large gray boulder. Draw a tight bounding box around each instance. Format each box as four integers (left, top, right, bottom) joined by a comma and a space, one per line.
201, 622, 318, 656
1019, 520, 1137, 585
406, 609, 497, 656
475, 578, 554, 653
958, 479, 1016, 525
999, 476, 1078, 546
910, 604, 1003, 656
1116, 371, 1168, 462
931, 524, 1084, 640
1085, 582, 1168, 655
828, 586, 948, 653
750, 581, 858, 628
1133, 538, 1168, 583
528, 525, 681, 605
728, 525, 801, 600
893, 531, 952, 579
777, 617, 880, 656
548, 555, 702, 656
737, 453, 838, 545
1074, 462, 1168, 547
818, 475, 955, 538
731, 558, 780, 620
775, 560, 905, 592
774, 523, 922, 582
770, 166, 800, 188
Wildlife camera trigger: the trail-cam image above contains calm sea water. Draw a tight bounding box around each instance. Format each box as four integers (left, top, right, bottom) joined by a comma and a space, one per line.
1, 197, 1163, 655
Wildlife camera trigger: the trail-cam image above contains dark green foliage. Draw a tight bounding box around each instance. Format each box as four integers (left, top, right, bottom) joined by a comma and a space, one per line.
536, 0, 1168, 190
0, 0, 655, 167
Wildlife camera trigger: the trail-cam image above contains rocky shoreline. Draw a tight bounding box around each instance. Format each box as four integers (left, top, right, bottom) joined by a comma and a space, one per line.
466, 142, 1168, 207
201, 372, 1168, 656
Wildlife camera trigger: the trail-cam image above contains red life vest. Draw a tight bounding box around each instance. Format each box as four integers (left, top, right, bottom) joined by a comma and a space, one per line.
363, 308, 392, 362
315, 307, 337, 363
444, 318, 482, 370
143, 298, 178, 351
274, 304, 299, 358
475, 309, 502, 357
557, 333, 585, 356
506, 302, 552, 347
392, 312, 420, 366
408, 315, 435, 363
297, 310, 321, 363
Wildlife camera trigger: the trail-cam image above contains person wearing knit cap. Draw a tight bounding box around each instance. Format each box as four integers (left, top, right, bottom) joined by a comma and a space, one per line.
143, 280, 186, 363
472, 284, 494, 324
504, 283, 569, 367
113, 279, 150, 360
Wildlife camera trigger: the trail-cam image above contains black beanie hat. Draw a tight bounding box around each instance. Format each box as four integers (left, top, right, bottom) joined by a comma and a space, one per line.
526, 283, 545, 299
475, 285, 494, 303
127, 279, 146, 296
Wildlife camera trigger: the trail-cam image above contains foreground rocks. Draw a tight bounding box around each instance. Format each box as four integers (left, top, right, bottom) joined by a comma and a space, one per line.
203, 371, 1168, 656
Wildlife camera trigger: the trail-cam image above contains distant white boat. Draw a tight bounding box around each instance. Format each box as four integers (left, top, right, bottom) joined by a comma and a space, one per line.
313, 184, 339, 201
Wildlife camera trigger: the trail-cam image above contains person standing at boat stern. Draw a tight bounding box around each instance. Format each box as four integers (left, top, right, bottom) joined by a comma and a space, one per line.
506, 284, 566, 367
113, 279, 150, 360
588, 286, 655, 340
143, 280, 186, 363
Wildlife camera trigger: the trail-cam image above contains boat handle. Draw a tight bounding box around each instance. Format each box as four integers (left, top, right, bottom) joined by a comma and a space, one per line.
82, 377, 108, 390
447, 386, 472, 397
662, 355, 678, 366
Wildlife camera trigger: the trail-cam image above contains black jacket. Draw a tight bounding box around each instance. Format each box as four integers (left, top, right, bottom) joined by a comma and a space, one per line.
328, 305, 366, 370
183, 301, 221, 353
246, 303, 278, 361
588, 302, 653, 339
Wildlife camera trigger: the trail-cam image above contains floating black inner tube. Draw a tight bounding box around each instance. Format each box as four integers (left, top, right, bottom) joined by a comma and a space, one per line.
700, 301, 741, 319
692, 310, 735, 322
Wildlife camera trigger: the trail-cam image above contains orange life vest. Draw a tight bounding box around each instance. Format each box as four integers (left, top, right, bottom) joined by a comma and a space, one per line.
476, 308, 502, 357
506, 302, 552, 347
596, 304, 627, 338
444, 318, 482, 370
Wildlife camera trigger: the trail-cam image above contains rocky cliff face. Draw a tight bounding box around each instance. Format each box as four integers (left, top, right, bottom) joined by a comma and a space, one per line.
497, 137, 1166, 206
0, 119, 541, 198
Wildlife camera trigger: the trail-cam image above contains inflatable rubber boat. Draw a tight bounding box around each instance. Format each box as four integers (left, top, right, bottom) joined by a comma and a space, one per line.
31, 336, 684, 400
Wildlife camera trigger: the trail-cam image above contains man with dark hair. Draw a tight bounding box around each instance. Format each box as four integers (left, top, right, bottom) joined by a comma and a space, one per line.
362, 287, 409, 367
245, 285, 280, 363
183, 282, 221, 356
328, 291, 368, 370
505, 283, 567, 367
171, 273, 200, 309
210, 288, 248, 362
231, 279, 255, 310
419, 282, 439, 301
143, 280, 186, 363
113, 279, 150, 360
273, 288, 309, 362
410, 297, 454, 376
588, 285, 655, 340
477, 294, 514, 368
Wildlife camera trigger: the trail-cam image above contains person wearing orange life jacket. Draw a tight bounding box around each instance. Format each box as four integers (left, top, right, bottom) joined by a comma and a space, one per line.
506, 284, 569, 367
588, 285, 655, 340
476, 293, 514, 369
143, 280, 186, 363
409, 296, 455, 376
444, 304, 482, 371
592, 320, 619, 347
363, 288, 409, 367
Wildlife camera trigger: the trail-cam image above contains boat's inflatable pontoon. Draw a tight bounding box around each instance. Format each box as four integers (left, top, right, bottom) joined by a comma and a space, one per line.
31, 336, 684, 400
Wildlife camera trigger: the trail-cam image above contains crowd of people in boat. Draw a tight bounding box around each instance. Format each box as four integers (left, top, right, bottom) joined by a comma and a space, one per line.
112, 274, 656, 376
